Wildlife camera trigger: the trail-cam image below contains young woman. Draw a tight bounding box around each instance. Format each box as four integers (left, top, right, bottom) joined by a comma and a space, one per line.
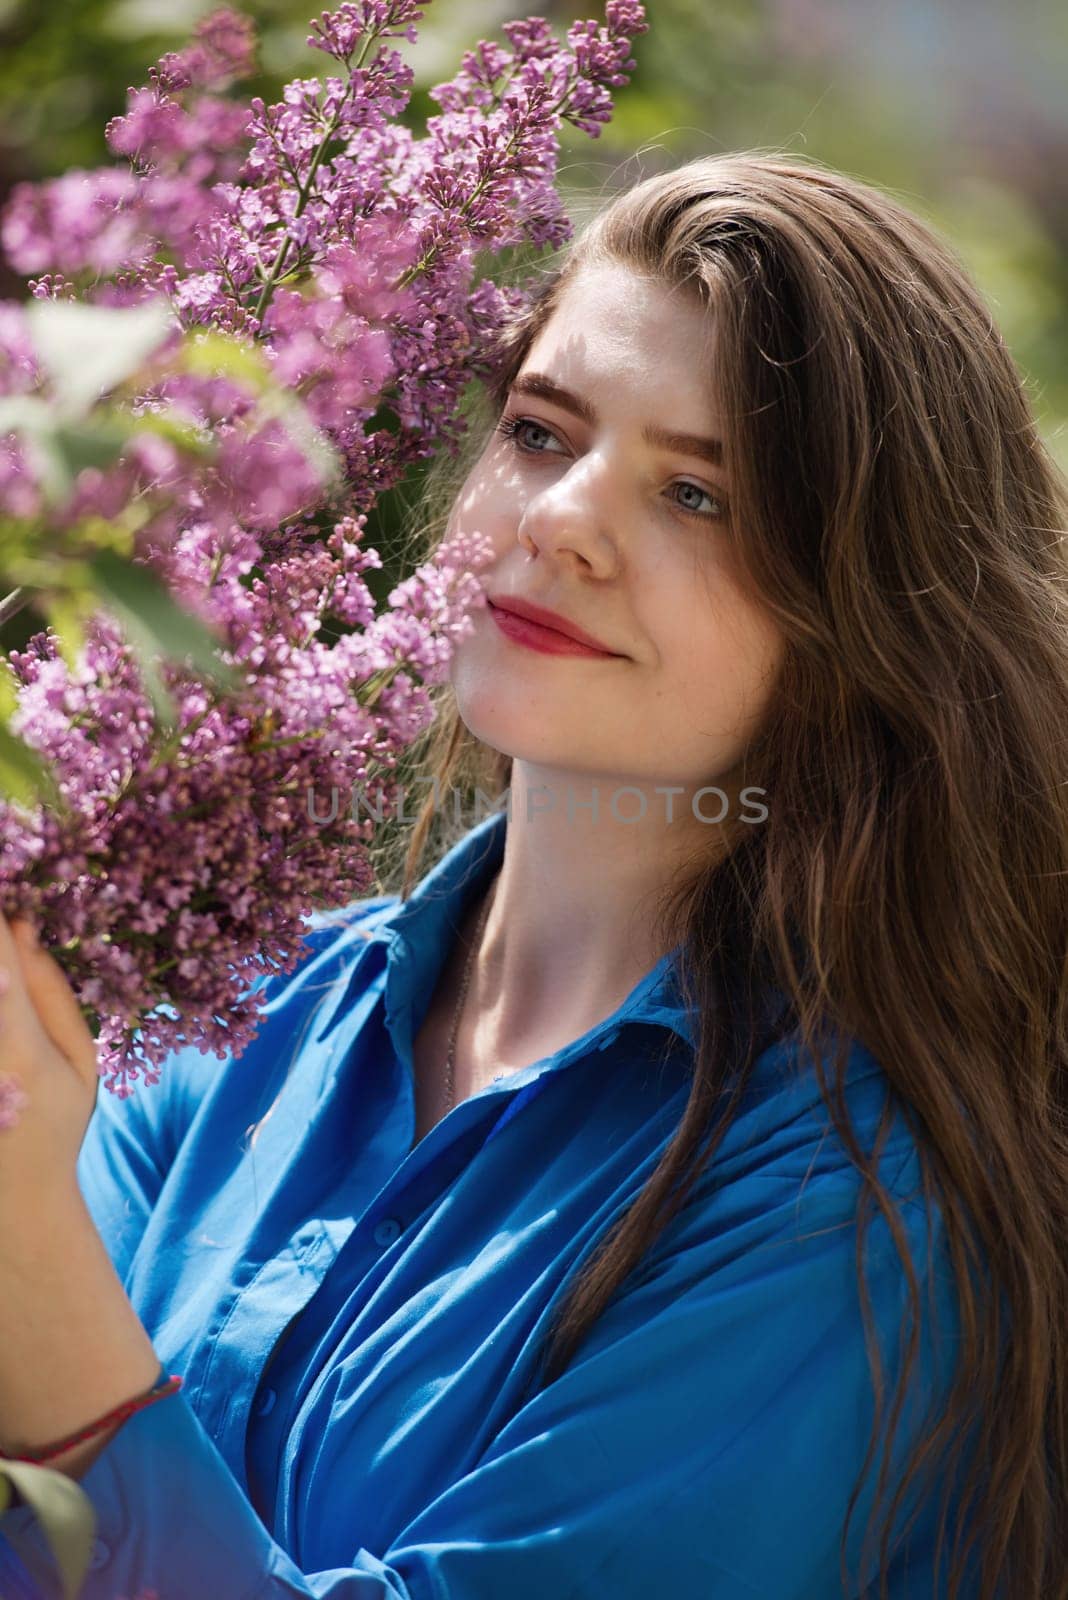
1, 151, 1066, 1600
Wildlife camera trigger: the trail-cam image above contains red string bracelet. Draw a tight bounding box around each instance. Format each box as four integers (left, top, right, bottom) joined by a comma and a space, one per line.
0, 1373, 183, 1464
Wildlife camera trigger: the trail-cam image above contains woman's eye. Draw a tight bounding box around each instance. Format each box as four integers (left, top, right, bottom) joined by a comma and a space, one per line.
495, 414, 564, 454
516, 420, 557, 451
670, 480, 728, 521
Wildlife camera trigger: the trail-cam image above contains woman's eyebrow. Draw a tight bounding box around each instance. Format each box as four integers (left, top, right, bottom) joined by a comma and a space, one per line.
509, 371, 725, 469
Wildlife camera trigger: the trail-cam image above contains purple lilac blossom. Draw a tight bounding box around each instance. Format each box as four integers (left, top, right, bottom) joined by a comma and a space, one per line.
0, 0, 647, 1093
0, 523, 493, 1094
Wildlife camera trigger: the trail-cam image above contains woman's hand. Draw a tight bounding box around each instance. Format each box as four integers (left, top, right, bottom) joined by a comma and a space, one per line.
0, 913, 100, 1209
0, 911, 163, 1473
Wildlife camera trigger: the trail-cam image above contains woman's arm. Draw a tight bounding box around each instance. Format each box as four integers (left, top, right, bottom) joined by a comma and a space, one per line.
0, 1192, 162, 1479
1, 1155, 968, 1600
0, 915, 159, 1475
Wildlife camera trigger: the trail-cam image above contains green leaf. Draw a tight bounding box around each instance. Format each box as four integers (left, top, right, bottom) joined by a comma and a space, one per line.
127, 411, 215, 461
0, 393, 76, 504
44, 590, 88, 676
178, 329, 274, 392
0, 661, 18, 720
67, 515, 136, 561
86, 548, 242, 713
136, 647, 180, 731
0, 1458, 96, 1600
25, 299, 174, 416
51, 418, 134, 477
0, 721, 61, 809
0, 394, 54, 438
0, 412, 140, 516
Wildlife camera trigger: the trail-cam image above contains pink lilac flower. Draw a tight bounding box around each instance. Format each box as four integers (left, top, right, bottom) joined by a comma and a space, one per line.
0, 1, 647, 1090
0, 522, 494, 1094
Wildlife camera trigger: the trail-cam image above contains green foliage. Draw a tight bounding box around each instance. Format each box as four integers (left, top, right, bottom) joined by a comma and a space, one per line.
0, 703, 60, 808
27, 299, 174, 416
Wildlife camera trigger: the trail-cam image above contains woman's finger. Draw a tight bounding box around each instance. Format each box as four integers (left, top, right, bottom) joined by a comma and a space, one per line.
1, 917, 100, 1094
0, 914, 39, 1041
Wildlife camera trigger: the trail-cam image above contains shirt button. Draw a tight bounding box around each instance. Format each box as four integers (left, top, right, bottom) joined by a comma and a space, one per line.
255, 1387, 277, 1417
373, 1217, 402, 1247
88, 1539, 110, 1570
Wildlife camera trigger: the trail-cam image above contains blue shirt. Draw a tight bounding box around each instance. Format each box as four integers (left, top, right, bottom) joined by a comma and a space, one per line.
0, 808, 976, 1598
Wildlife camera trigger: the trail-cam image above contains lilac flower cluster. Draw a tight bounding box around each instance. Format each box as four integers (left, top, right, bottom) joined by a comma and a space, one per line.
3, 0, 647, 497
0, 1, 647, 1097
2, 522, 491, 1091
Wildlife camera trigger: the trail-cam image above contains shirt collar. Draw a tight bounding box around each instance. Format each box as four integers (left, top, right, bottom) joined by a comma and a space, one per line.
366, 809, 697, 1056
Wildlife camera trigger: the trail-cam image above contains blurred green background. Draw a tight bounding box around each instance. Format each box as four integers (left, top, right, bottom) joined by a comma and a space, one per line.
0, 0, 1065, 482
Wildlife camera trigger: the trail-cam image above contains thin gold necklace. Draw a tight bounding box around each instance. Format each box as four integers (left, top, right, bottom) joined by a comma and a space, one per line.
443, 876, 498, 1116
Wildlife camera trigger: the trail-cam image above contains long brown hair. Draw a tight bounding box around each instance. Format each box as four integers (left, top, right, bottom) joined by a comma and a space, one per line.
389, 151, 1068, 1598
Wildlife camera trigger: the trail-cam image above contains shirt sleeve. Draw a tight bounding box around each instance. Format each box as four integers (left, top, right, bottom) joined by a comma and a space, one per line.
70, 1036, 218, 1289
0, 1151, 971, 1600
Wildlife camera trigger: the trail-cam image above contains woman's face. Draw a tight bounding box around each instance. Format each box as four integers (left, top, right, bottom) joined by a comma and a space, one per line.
447, 257, 785, 806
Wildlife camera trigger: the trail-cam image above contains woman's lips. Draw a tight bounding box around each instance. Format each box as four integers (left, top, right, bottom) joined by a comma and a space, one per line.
488, 603, 621, 658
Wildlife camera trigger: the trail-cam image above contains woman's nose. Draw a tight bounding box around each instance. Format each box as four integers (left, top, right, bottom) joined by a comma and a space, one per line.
515, 455, 619, 574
